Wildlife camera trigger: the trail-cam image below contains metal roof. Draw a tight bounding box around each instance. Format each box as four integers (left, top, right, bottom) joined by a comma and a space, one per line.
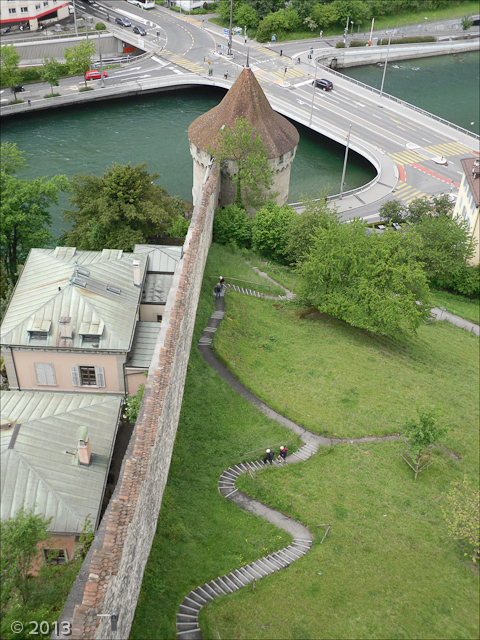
0, 391, 121, 534
133, 244, 182, 273
0, 248, 148, 351
127, 322, 160, 368
142, 273, 174, 304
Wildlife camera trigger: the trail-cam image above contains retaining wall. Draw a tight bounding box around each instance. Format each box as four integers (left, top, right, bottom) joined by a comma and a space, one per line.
70, 164, 220, 640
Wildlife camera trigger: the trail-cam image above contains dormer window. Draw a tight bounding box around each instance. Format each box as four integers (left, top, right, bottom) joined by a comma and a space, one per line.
79, 320, 104, 347
27, 319, 51, 343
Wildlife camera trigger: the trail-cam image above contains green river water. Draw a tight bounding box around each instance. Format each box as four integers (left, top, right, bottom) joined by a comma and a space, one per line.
1, 51, 477, 238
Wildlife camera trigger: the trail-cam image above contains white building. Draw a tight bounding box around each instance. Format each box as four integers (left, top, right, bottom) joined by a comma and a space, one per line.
453, 157, 480, 265
0, 0, 70, 30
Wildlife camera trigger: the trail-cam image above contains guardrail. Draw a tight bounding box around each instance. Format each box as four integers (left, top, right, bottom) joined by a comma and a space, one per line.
314, 61, 479, 141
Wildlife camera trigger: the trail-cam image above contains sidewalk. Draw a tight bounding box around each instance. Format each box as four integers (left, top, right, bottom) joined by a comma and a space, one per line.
431, 307, 480, 336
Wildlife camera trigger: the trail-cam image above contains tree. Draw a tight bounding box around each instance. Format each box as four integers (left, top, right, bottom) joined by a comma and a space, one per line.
1, 43, 22, 101
41, 56, 63, 95
401, 409, 447, 480
251, 201, 296, 263
331, 0, 372, 26
0, 144, 68, 281
63, 162, 177, 251
210, 117, 274, 208
234, 3, 260, 29
379, 199, 409, 225
0, 141, 26, 175
442, 476, 479, 563
408, 193, 453, 223
298, 219, 432, 335
213, 204, 252, 248
218, 0, 244, 21
64, 39, 95, 88
412, 215, 474, 289
461, 15, 474, 30
0, 505, 52, 605
284, 195, 339, 264
311, 3, 339, 30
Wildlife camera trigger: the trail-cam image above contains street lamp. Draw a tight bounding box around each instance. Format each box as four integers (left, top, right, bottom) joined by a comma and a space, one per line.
227, 0, 233, 58
309, 58, 319, 125
379, 30, 392, 96
72, 0, 78, 36
97, 30, 105, 88
339, 125, 352, 200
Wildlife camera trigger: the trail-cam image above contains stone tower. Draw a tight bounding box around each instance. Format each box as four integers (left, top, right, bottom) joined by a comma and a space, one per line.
188, 64, 299, 209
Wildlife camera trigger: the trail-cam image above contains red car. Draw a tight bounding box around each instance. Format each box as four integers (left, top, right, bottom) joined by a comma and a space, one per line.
85, 70, 108, 80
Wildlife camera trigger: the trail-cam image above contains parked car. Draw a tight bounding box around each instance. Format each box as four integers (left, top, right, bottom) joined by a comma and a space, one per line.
313, 78, 333, 91
115, 17, 131, 27
85, 70, 108, 80
12, 85, 25, 93
133, 25, 147, 36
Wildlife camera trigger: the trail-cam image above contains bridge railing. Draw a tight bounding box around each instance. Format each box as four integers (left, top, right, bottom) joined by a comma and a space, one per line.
314, 62, 480, 141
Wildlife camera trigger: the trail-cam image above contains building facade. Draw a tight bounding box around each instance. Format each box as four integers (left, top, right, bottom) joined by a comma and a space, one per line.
453, 157, 480, 265
0, 0, 69, 30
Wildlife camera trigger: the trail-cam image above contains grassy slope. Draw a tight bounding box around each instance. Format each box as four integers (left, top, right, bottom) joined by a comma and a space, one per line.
131, 244, 479, 639
214, 292, 479, 467
430, 289, 480, 325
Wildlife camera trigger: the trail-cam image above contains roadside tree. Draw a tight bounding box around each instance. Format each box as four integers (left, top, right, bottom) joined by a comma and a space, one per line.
0, 141, 26, 175
1, 43, 22, 101
63, 162, 177, 251
299, 219, 432, 336
379, 200, 409, 225
64, 39, 95, 88
211, 117, 274, 208
41, 56, 63, 95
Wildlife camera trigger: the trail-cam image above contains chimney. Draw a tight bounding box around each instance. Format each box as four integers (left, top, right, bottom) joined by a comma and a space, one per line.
132, 259, 142, 287
76, 426, 91, 466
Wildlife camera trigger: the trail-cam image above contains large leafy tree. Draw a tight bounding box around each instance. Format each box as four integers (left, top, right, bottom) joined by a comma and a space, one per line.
299, 218, 432, 336
211, 117, 274, 208
64, 39, 95, 88
63, 162, 177, 251
1, 43, 22, 101
0, 505, 52, 606
0, 143, 69, 281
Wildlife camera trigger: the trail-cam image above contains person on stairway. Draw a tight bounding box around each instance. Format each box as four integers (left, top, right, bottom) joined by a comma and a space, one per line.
263, 448, 275, 464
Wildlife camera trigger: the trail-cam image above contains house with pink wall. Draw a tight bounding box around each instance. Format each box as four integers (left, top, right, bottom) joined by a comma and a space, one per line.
0, 247, 154, 396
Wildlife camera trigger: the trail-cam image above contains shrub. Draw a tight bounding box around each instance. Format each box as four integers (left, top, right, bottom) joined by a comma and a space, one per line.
192, 8, 207, 14
213, 204, 252, 248
335, 41, 346, 48
18, 67, 44, 82
379, 36, 436, 44
95, 22, 106, 31
350, 40, 368, 47
170, 5, 181, 12
123, 384, 145, 423
251, 202, 296, 263
461, 16, 474, 30
44, 93, 60, 98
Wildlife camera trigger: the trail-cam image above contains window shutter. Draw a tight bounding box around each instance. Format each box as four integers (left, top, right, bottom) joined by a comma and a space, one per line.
35, 363, 56, 386
71, 366, 81, 387
95, 366, 105, 388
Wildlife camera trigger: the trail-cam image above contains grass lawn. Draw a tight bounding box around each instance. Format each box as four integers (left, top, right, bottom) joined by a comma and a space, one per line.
200, 442, 479, 640
131, 244, 479, 639
430, 289, 479, 325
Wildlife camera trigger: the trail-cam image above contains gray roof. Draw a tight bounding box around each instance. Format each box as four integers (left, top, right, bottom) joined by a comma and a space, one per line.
0, 391, 121, 534
0, 248, 148, 351
133, 244, 182, 273
127, 322, 160, 368
143, 273, 174, 304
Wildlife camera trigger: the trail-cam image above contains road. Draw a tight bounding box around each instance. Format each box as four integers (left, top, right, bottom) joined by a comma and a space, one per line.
2, 0, 479, 221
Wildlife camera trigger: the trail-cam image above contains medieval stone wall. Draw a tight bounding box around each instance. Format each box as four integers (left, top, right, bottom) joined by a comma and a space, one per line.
70, 164, 220, 640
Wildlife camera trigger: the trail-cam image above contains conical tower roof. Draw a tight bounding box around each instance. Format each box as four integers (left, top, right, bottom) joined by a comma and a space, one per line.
188, 66, 299, 159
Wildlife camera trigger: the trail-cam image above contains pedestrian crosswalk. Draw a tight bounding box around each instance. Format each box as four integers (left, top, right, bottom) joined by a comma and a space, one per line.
251, 45, 278, 58
269, 66, 309, 81
160, 49, 205, 74
388, 149, 423, 165
180, 15, 202, 26
392, 182, 427, 203
425, 141, 475, 157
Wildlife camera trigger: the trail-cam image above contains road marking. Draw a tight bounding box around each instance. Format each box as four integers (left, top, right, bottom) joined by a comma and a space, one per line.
120, 74, 151, 81
151, 56, 168, 66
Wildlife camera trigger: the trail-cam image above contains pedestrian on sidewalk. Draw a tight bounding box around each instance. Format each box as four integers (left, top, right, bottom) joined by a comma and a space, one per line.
278, 445, 288, 462
263, 448, 275, 464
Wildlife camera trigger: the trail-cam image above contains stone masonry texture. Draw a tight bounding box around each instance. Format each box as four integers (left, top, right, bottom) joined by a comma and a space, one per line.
70, 165, 220, 639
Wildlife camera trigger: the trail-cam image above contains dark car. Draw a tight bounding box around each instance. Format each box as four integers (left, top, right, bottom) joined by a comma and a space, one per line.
313, 78, 333, 91
115, 17, 131, 27
83, 0, 95, 5
12, 85, 25, 93
133, 25, 147, 36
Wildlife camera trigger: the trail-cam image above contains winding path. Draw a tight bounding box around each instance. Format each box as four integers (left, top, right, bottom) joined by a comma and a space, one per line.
177, 286, 401, 639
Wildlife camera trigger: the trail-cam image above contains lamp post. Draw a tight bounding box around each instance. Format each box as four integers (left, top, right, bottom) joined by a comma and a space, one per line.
379, 30, 392, 96
97, 30, 105, 88
227, 0, 233, 58
309, 58, 319, 125
73, 0, 78, 36
339, 125, 352, 200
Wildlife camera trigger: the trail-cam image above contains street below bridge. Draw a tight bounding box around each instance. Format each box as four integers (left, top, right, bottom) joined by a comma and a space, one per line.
2, 0, 478, 222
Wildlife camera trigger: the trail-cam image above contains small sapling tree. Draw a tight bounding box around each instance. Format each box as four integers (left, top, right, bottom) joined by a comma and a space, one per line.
1, 43, 22, 101
442, 476, 479, 563
401, 409, 447, 479
64, 39, 95, 88
42, 56, 63, 96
